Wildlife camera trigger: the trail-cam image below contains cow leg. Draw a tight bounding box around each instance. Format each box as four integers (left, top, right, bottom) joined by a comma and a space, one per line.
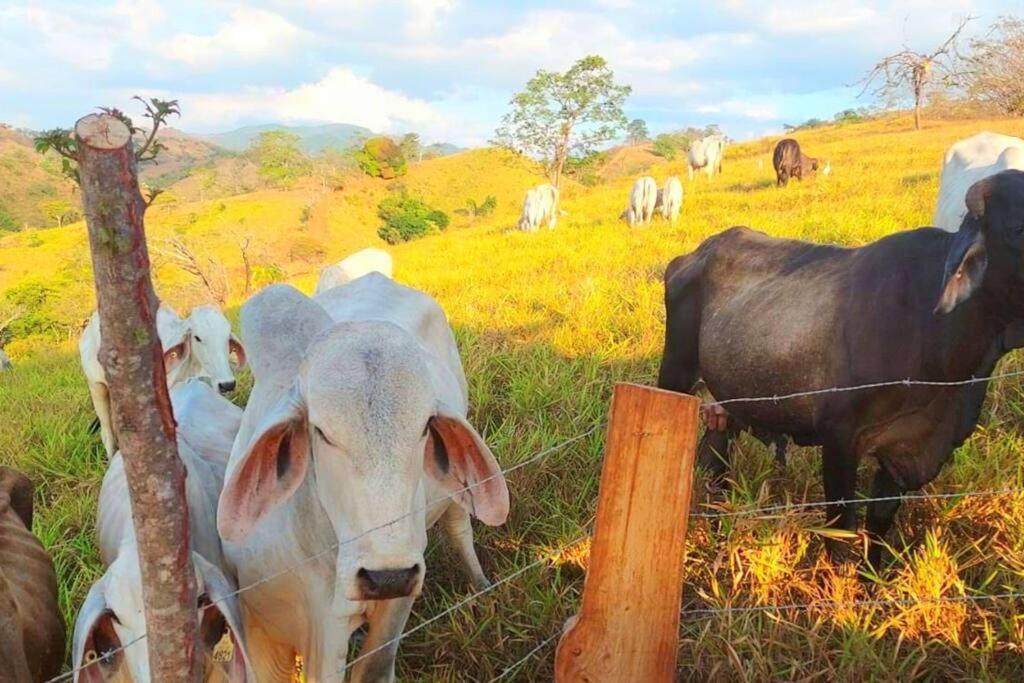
697, 428, 731, 488
821, 439, 858, 559
777, 170, 788, 187
865, 466, 903, 569
441, 502, 490, 590
349, 597, 415, 683
88, 381, 116, 457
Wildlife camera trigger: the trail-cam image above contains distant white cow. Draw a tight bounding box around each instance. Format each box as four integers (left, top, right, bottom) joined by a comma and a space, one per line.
517, 183, 559, 232
934, 132, 1024, 231
80, 304, 245, 458
661, 176, 683, 223
688, 134, 727, 181
73, 380, 252, 682
625, 176, 658, 227
315, 247, 394, 294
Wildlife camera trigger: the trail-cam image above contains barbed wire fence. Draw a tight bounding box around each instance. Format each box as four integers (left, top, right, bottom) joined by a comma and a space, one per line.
54, 369, 1024, 682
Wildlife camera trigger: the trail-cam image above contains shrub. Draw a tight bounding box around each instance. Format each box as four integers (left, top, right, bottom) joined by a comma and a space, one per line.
652, 134, 678, 160
466, 195, 497, 217
253, 264, 285, 289
376, 194, 449, 244
287, 235, 327, 264
357, 137, 407, 179
0, 205, 17, 232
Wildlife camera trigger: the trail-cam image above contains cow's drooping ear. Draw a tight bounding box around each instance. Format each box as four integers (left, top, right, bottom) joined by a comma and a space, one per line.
72, 581, 123, 683
229, 335, 247, 370
195, 555, 252, 682
0, 466, 34, 530
218, 386, 309, 542
965, 175, 993, 220
424, 405, 509, 527
164, 331, 192, 378
936, 220, 988, 314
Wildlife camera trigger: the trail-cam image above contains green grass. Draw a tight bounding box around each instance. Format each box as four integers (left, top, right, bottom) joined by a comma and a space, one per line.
4, 115, 1024, 679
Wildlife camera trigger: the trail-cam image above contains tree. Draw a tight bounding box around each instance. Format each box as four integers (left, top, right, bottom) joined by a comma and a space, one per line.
494, 55, 631, 189
39, 198, 80, 227
248, 130, 309, 187
651, 134, 678, 159
961, 17, 1024, 116
356, 137, 407, 179
626, 119, 649, 145
399, 133, 422, 162
856, 17, 973, 130
0, 205, 17, 232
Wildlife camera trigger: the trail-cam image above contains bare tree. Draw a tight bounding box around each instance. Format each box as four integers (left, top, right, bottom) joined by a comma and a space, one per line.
154, 237, 230, 305
237, 233, 254, 296
856, 17, 973, 130
961, 17, 1024, 117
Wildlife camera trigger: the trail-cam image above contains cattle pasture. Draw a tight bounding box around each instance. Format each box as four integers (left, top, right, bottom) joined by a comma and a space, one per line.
3, 115, 1024, 679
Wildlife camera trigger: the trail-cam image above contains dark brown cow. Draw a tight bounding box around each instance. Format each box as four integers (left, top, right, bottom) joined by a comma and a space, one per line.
0, 467, 65, 683
773, 138, 818, 187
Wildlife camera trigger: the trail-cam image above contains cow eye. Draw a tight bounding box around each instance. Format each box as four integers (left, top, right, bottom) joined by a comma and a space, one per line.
194, 336, 203, 343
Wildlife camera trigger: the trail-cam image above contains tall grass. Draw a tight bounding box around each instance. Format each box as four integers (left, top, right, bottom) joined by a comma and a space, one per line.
3, 115, 1024, 679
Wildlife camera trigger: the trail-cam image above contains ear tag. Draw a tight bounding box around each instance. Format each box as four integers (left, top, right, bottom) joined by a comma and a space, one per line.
212, 631, 234, 663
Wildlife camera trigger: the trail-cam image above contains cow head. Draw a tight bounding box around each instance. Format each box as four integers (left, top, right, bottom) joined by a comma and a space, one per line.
937, 170, 1024, 314
187, 306, 246, 394
218, 321, 508, 603
72, 551, 251, 682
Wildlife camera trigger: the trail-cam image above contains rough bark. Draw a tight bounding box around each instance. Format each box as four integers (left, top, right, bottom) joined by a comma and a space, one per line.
74, 112, 200, 682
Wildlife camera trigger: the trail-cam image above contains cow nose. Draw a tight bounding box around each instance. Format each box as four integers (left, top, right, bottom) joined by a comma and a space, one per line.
218, 380, 236, 394
356, 565, 421, 600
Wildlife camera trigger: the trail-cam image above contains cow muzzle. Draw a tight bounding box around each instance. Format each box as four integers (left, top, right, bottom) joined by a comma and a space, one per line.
356, 565, 422, 600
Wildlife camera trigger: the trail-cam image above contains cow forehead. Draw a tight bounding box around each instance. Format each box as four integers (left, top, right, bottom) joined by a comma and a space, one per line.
190, 307, 230, 334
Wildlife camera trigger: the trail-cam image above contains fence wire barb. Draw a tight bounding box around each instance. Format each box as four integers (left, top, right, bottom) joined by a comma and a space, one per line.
681, 590, 1024, 617
489, 629, 562, 682
45, 425, 601, 683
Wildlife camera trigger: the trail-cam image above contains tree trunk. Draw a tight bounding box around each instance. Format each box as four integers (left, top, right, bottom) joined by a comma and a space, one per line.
74, 112, 201, 682
914, 97, 922, 130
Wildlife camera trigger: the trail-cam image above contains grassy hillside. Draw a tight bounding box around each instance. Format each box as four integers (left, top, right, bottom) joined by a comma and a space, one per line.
4, 115, 1024, 679
0, 125, 77, 229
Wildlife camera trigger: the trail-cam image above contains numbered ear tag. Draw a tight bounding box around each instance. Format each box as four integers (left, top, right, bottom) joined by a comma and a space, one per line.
212, 631, 234, 663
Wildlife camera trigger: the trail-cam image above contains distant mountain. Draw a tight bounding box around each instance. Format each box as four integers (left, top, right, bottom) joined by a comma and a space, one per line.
201, 123, 374, 154
424, 142, 462, 157
136, 127, 230, 188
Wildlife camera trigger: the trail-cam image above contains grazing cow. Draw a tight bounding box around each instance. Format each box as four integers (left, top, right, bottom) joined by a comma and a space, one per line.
73, 380, 252, 682
81, 305, 246, 458
688, 135, 726, 181
0, 468, 64, 683
217, 275, 509, 681
661, 176, 683, 223
625, 177, 658, 227
0, 348, 10, 371
517, 183, 559, 232
934, 132, 1024, 231
772, 138, 818, 187
658, 170, 1024, 567
315, 248, 394, 295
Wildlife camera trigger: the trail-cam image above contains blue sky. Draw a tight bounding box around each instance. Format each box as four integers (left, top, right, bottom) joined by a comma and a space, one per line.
1, 0, 1022, 146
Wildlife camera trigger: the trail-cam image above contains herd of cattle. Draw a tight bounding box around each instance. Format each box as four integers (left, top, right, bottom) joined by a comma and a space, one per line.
2, 130, 1024, 681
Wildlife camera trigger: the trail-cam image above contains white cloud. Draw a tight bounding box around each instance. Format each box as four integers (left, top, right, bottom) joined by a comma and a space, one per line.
697, 98, 779, 121
762, 4, 878, 34
405, 0, 457, 38
163, 8, 304, 68
178, 67, 441, 133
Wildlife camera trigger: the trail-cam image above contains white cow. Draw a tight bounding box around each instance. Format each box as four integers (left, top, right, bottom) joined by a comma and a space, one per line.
517, 183, 559, 232
934, 132, 1024, 231
625, 176, 658, 227
688, 134, 726, 181
315, 248, 394, 295
81, 305, 246, 458
73, 380, 252, 682
217, 275, 509, 681
661, 176, 683, 223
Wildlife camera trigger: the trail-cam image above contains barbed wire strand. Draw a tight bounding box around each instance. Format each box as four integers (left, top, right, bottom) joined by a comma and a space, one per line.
339, 533, 590, 677
44, 426, 601, 683
489, 630, 562, 683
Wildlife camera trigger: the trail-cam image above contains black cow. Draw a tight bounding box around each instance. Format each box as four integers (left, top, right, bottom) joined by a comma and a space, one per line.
773, 138, 818, 187
657, 170, 1024, 566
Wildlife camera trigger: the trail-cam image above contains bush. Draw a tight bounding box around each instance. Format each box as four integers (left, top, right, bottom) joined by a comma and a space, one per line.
253, 264, 285, 289
287, 235, 327, 264
376, 194, 449, 244
652, 134, 678, 160
357, 137, 407, 179
466, 195, 497, 217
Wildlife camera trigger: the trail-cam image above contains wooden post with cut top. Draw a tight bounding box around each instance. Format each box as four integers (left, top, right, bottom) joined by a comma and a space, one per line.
555, 383, 699, 683
75, 112, 200, 681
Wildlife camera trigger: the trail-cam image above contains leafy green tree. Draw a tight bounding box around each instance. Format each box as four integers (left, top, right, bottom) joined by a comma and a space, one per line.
399, 133, 422, 162
651, 134, 678, 160
377, 194, 448, 244
494, 55, 631, 189
39, 198, 80, 227
248, 131, 309, 187
626, 119, 649, 145
356, 137, 407, 179
0, 205, 17, 232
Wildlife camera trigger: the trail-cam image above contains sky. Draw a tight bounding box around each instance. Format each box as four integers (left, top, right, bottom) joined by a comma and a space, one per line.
1, 0, 1022, 146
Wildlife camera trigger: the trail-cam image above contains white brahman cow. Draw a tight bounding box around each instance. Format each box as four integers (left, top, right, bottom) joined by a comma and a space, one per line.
661, 176, 683, 223
934, 132, 1024, 231
216, 275, 509, 682
315, 248, 394, 295
688, 134, 726, 181
80, 304, 246, 458
624, 176, 658, 227
72, 380, 252, 682
517, 183, 559, 232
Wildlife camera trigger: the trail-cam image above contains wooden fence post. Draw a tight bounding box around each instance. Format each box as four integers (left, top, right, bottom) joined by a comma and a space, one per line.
75, 112, 200, 681
555, 383, 699, 682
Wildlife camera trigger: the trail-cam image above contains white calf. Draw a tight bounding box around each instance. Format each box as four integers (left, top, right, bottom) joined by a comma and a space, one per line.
517, 183, 559, 232
315, 248, 394, 295
661, 176, 683, 223
626, 176, 658, 227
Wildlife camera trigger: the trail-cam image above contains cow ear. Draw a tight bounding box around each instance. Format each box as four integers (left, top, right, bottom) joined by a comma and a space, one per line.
936, 222, 988, 314
164, 331, 192, 378
965, 176, 993, 219
424, 406, 509, 527
218, 387, 309, 542
195, 556, 252, 682
0, 467, 33, 530
73, 582, 123, 683
229, 335, 247, 370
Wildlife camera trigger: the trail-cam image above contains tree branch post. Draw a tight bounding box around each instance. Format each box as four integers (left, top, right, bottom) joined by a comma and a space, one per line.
75, 112, 200, 682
